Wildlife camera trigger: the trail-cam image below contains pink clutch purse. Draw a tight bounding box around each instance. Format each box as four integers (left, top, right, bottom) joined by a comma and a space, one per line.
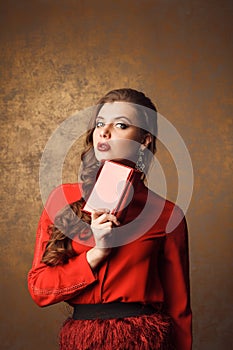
81, 160, 141, 220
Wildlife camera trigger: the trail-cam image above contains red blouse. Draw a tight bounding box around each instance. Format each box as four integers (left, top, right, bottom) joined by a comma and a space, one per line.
28, 181, 192, 349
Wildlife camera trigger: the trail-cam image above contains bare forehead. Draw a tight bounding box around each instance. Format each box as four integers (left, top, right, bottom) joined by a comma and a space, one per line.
97, 102, 138, 121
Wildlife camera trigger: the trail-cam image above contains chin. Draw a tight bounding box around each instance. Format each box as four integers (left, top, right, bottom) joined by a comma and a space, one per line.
96, 155, 111, 163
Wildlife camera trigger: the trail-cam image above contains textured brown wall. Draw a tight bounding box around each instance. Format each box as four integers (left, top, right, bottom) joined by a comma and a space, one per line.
0, 1, 232, 349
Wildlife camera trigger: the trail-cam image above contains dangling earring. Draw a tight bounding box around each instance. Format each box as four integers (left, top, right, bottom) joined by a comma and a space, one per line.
135, 148, 145, 172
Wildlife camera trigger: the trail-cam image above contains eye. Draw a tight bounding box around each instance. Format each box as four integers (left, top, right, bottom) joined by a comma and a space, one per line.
96, 121, 105, 128
115, 122, 129, 130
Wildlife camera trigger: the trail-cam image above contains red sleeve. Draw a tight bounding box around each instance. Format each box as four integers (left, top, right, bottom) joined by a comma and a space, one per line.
160, 212, 192, 350
27, 185, 97, 307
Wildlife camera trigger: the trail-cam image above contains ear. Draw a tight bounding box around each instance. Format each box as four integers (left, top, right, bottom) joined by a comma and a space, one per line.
141, 133, 152, 149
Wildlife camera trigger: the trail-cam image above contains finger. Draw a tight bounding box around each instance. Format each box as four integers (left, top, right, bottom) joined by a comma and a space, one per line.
103, 213, 120, 226
93, 213, 110, 224
93, 212, 120, 225
91, 209, 110, 220
92, 221, 113, 231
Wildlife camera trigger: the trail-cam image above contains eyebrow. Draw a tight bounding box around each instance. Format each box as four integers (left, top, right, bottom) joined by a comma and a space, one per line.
96, 116, 133, 123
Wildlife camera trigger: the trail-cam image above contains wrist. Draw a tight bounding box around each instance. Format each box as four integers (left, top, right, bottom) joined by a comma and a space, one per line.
94, 247, 112, 258
86, 247, 111, 270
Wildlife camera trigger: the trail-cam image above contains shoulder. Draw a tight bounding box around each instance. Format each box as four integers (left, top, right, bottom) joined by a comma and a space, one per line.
146, 186, 186, 234
44, 183, 82, 222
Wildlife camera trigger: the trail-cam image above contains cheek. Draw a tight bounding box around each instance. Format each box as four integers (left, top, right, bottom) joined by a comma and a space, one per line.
116, 139, 139, 157
129, 128, 143, 143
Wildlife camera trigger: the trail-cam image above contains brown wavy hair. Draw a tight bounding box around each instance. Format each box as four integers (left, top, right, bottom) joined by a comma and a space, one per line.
41, 88, 158, 266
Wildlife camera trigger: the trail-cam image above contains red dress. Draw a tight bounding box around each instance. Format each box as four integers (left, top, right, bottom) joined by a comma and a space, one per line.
28, 181, 192, 349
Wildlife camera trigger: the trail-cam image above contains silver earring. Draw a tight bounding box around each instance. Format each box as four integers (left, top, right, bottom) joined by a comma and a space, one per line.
135, 148, 145, 172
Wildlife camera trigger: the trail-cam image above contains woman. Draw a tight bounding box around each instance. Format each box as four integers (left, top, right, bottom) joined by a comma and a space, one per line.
28, 88, 192, 349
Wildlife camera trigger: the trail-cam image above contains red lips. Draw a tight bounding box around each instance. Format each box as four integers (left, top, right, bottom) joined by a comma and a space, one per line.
97, 142, 111, 151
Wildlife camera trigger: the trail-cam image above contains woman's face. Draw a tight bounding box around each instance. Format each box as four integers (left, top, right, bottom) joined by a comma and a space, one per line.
93, 102, 144, 163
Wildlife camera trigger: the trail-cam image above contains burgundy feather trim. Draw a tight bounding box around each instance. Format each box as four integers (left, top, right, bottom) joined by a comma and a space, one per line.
59, 313, 175, 350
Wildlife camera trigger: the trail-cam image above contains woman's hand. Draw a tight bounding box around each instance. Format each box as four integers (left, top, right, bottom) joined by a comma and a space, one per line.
91, 209, 120, 248
86, 209, 120, 270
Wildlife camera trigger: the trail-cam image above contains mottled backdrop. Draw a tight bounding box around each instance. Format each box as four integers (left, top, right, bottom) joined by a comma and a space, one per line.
0, 1, 232, 349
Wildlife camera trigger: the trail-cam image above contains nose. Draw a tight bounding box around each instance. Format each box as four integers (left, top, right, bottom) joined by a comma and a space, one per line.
99, 124, 111, 139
